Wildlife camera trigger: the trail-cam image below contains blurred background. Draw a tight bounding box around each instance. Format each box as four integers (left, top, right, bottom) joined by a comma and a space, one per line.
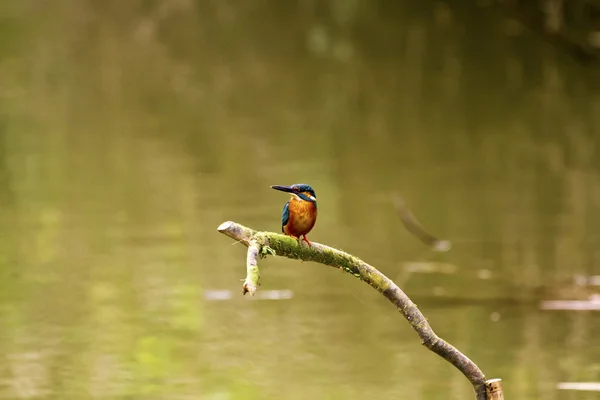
1, 1, 599, 399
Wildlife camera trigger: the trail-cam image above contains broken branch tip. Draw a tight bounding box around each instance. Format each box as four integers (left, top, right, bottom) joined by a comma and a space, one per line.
217, 221, 233, 232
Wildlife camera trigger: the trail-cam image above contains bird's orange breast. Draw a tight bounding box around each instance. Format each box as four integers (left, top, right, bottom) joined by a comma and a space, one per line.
284, 198, 317, 237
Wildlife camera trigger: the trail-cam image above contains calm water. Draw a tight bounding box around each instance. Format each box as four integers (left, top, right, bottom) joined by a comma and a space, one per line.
1, 2, 599, 399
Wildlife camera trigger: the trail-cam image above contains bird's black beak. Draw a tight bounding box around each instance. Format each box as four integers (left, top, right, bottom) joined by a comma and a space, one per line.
271, 185, 295, 193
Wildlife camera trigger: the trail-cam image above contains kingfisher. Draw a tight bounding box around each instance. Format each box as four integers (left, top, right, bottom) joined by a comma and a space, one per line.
271, 183, 318, 246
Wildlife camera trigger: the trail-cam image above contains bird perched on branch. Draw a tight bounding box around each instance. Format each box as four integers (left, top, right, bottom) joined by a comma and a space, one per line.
271, 183, 317, 246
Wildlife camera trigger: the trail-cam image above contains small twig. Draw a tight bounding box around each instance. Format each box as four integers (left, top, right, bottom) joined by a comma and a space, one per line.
217, 221, 500, 400
393, 194, 451, 252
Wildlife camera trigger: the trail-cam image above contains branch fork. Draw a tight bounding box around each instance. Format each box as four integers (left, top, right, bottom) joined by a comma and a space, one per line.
217, 220, 503, 400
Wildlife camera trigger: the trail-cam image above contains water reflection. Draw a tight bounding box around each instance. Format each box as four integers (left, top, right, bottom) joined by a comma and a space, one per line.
0, 1, 599, 399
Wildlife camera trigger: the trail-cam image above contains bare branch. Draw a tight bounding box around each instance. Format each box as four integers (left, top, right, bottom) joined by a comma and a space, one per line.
217, 220, 500, 400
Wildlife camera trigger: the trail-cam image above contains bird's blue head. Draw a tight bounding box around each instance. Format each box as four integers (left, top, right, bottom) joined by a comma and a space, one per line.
271, 183, 317, 204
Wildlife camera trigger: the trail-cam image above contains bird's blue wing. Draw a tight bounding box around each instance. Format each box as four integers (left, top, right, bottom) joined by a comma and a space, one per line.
281, 201, 290, 233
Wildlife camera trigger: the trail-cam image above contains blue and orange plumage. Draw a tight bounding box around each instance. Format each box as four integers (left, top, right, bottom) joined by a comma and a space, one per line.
271, 183, 317, 245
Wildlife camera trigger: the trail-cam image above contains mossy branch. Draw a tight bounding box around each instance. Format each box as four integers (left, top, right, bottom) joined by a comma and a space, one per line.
217, 220, 500, 400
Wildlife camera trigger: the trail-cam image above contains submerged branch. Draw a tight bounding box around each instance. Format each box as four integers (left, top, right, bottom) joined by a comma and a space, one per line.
217, 221, 496, 400
393, 194, 451, 252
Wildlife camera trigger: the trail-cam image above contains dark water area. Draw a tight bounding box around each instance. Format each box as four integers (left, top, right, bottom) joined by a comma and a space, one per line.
0, 1, 599, 399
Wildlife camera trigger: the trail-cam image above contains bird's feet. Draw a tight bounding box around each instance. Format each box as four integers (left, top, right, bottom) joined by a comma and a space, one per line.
288, 234, 312, 246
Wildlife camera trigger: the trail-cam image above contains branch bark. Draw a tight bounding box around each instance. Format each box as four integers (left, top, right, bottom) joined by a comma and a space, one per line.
217, 221, 499, 400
